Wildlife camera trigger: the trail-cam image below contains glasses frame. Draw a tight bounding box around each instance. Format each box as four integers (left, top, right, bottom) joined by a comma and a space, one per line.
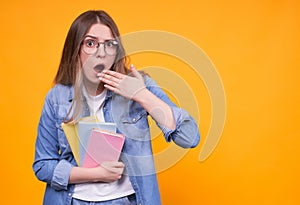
81, 38, 119, 56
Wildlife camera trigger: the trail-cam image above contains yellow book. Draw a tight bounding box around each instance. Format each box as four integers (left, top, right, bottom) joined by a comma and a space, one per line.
61, 116, 98, 165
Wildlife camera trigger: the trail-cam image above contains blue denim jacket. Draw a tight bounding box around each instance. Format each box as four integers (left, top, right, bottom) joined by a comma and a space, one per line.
33, 76, 200, 205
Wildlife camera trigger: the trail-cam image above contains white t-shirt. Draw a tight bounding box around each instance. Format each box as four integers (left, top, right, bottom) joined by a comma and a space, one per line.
72, 87, 135, 201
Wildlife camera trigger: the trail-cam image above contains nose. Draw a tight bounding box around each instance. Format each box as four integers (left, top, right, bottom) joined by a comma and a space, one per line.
96, 43, 106, 58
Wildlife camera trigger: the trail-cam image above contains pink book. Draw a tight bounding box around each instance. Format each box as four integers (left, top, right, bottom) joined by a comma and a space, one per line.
82, 129, 125, 168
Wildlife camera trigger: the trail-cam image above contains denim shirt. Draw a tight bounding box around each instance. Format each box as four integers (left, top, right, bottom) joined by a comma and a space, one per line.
33, 76, 200, 205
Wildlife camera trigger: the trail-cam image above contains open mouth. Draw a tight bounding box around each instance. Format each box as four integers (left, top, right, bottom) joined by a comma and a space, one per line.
93, 64, 105, 73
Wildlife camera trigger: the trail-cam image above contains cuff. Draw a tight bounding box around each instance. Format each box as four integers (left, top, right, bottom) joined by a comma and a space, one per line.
51, 159, 74, 191
158, 106, 183, 142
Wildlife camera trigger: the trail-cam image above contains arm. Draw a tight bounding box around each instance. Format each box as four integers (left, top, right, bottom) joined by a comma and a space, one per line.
33, 90, 73, 190
100, 65, 175, 130
69, 161, 124, 184
144, 75, 200, 148
33, 89, 123, 190
99, 65, 200, 148
131, 88, 176, 130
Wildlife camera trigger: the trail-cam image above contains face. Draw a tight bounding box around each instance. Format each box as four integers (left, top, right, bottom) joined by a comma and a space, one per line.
80, 23, 116, 86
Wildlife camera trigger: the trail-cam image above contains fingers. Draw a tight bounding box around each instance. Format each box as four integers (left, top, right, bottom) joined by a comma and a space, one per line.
130, 64, 142, 80
97, 64, 141, 81
98, 70, 124, 81
101, 161, 124, 168
97, 64, 145, 99
98, 70, 125, 91
93, 162, 124, 182
101, 161, 125, 174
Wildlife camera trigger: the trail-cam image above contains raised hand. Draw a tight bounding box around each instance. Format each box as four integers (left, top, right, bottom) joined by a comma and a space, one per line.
98, 64, 146, 100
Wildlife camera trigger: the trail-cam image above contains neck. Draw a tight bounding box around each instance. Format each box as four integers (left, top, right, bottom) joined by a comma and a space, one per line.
83, 80, 104, 96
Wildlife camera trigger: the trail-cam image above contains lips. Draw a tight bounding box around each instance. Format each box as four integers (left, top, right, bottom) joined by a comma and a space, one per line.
93, 64, 105, 73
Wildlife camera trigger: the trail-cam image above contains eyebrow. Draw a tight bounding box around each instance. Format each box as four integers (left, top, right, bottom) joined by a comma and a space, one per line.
84, 35, 98, 39
84, 35, 115, 41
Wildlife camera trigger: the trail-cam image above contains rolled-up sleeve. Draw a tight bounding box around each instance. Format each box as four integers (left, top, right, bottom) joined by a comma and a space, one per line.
32, 89, 74, 191
51, 159, 73, 190
145, 76, 200, 148
159, 106, 200, 148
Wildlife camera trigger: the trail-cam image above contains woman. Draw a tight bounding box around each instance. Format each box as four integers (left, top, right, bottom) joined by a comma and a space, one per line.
33, 10, 200, 205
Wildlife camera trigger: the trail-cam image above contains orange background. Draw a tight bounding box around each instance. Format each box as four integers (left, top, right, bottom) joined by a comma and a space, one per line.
0, 0, 299, 204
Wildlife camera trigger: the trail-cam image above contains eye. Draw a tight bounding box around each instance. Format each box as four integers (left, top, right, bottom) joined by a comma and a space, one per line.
106, 40, 118, 48
84, 39, 97, 48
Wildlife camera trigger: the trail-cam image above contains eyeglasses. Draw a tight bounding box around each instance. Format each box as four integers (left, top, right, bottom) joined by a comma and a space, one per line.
82, 38, 119, 56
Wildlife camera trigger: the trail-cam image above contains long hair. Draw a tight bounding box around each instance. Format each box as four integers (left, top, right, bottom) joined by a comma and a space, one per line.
54, 10, 129, 123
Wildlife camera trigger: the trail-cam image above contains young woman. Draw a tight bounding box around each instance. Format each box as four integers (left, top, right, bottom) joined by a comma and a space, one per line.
33, 10, 200, 205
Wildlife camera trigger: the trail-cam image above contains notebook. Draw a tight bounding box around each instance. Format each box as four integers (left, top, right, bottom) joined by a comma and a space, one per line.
78, 121, 117, 166
82, 129, 125, 168
62, 116, 99, 165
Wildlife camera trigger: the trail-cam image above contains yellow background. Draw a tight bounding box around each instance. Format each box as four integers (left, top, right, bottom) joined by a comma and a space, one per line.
0, 0, 299, 204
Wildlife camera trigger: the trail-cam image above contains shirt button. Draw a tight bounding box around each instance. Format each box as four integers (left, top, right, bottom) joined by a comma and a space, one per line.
68, 193, 72, 196
132, 118, 136, 122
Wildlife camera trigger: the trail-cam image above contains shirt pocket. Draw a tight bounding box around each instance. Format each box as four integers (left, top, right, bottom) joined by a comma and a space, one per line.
121, 110, 150, 141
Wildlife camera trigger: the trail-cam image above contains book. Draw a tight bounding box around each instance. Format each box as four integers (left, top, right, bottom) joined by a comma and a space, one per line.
61, 122, 80, 164
82, 129, 125, 168
62, 116, 99, 165
78, 121, 117, 166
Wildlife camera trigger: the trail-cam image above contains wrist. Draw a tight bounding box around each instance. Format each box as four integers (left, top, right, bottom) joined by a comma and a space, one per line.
90, 166, 106, 182
131, 86, 147, 101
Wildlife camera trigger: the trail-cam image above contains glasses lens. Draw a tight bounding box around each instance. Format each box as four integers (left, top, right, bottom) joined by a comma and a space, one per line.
105, 40, 118, 55
83, 39, 97, 55
82, 39, 118, 55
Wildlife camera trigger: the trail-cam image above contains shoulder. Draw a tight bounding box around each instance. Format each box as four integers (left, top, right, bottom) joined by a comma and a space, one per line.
142, 75, 164, 94
45, 84, 73, 105
141, 73, 176, 106
143, 74, 158, 87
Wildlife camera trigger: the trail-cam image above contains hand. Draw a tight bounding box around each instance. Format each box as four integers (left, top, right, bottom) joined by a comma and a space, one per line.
93, 161, 125, 183
98, 64, 146, 100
